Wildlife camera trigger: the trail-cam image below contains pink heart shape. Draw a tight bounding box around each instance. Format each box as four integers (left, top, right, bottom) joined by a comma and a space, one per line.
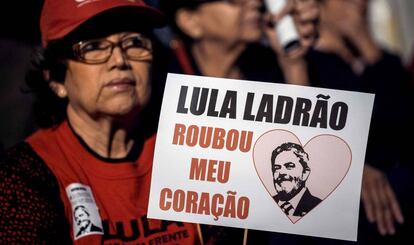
253, 129, 352, 223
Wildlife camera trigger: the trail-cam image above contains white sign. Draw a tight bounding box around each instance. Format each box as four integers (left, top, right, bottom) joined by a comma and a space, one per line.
148, 73, 375, 241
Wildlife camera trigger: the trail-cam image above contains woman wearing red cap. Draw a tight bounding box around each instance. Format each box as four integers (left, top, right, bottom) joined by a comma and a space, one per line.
0, 0, 199, 244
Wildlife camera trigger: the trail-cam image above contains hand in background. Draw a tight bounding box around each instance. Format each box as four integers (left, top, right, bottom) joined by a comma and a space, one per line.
264, 0, 319, 60
361, 164, 404, 235
323, 0, 368, 41
263, 0, 319, 85
320, 0, 380, 63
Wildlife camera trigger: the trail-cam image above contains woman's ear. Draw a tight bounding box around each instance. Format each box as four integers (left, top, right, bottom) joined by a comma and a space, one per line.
176, 8, 203, 39
49, 81, 67, 98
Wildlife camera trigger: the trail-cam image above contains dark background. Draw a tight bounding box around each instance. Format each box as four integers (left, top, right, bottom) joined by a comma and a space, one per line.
0, 1, 43, 44
0, 1, 43, 151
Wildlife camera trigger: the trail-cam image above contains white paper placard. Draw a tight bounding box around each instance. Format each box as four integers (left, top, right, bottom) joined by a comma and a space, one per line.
148, 73, 375, 241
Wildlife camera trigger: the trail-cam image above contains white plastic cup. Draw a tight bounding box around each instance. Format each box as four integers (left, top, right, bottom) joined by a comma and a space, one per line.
264, 0, 300, 53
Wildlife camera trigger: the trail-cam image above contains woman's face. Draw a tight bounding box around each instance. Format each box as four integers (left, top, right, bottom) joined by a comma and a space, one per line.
194, 0, 263, 45
62, 32, 152, 119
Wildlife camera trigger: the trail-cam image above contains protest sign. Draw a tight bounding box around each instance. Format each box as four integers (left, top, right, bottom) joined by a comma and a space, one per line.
148, 73, 375, 241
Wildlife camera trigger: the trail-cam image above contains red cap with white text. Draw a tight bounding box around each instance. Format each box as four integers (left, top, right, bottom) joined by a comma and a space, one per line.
40, 0, 165, 47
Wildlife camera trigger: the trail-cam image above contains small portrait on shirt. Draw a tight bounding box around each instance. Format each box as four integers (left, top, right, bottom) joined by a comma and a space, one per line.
74, 205, 103, 239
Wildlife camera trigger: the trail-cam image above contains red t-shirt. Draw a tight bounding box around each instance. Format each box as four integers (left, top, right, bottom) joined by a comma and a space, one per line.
27, 121, 199, 245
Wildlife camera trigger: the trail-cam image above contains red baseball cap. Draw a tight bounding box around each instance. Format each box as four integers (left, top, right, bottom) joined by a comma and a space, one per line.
40, 0, 165, 47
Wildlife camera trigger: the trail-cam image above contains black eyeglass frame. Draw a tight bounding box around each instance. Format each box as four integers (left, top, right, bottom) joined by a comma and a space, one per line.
71, 34, 153, 64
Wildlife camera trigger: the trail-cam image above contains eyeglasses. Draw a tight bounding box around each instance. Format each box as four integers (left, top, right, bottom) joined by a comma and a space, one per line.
72, 34, 152, 64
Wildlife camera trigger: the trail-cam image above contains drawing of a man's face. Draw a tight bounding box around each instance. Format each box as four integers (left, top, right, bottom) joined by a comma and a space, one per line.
74, 206, 91, 230
272, 144, 310, 201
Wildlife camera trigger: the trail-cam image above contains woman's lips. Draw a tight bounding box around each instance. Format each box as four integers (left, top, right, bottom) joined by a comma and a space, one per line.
105, 78, 136, 91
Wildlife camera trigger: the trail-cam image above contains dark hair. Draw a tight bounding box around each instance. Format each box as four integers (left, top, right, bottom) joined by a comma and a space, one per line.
271, 142, 310, 171
160, 0, 206, 44
74, 205, 90, 217
25, 41, 70, 128
160, 0, 204, 23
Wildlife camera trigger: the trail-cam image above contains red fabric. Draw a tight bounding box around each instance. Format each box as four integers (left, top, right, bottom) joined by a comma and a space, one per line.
172, 38, 196, 75
27, 121, 199, 244
40, 0, 165, 46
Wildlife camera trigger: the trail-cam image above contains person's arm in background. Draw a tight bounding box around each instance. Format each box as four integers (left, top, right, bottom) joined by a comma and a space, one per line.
325, 0, 407, 236
360, 51, 409, 236
362, 164, 404, 235
263, 0, 319, 86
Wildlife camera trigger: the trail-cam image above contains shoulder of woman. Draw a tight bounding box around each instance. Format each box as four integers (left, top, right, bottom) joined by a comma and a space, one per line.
0, 142, 71, 244
0, 142, 51, 178
0, 141, 63, 194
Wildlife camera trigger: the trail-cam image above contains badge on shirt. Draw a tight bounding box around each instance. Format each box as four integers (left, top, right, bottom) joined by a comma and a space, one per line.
66, 183, 104, 240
